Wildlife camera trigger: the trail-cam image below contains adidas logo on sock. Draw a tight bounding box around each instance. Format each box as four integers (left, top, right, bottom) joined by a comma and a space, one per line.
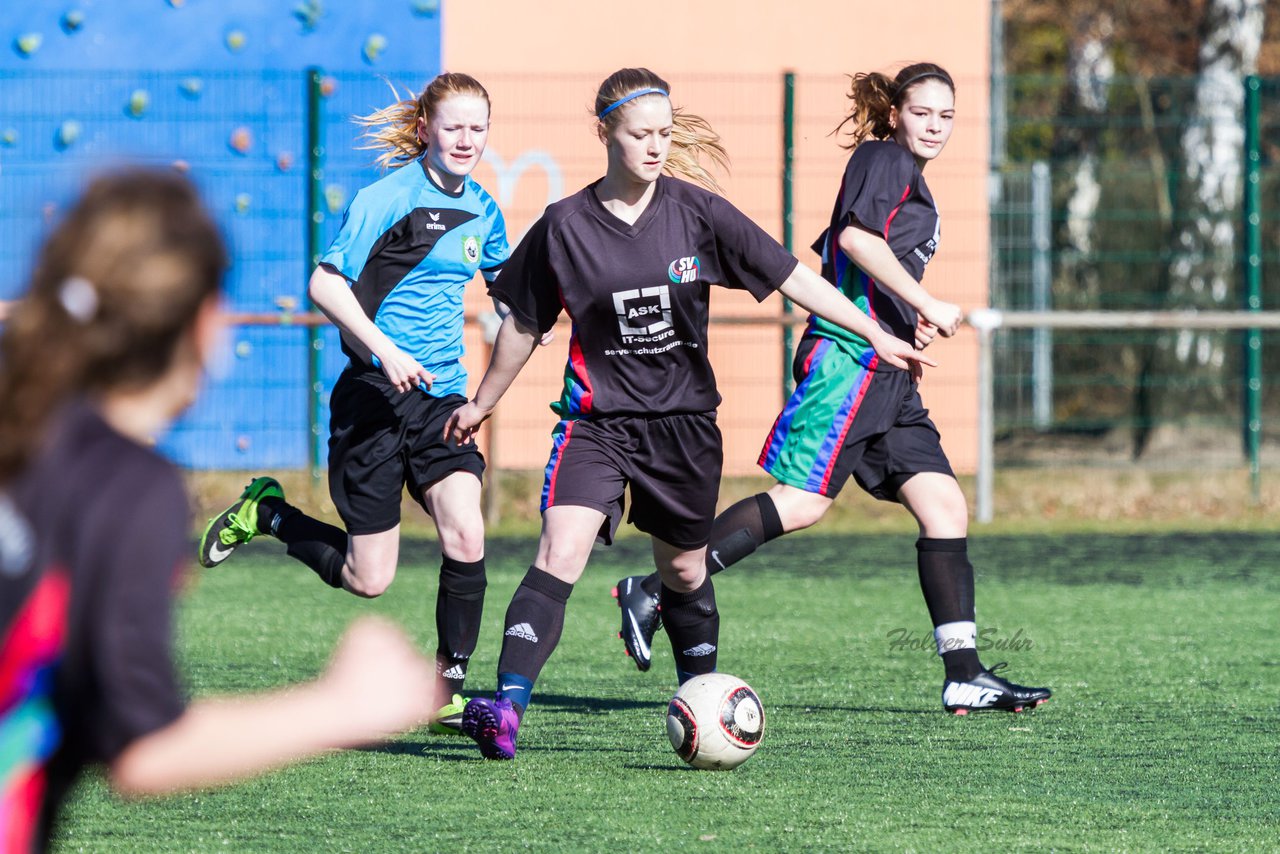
682, 643, 717, 657
441, 664, 466, 680
505, 622, 539, 643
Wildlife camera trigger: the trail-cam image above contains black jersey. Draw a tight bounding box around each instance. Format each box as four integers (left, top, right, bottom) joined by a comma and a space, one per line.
490, 176, 797, 417
809, 140, 941, 367
0, 403, 187, 851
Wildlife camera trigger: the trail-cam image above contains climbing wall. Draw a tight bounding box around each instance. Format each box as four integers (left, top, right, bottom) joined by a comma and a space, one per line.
0, 1, 442, 469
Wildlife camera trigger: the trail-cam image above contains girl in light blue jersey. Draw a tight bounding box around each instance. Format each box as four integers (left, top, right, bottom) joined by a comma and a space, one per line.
198, 73, 509, 735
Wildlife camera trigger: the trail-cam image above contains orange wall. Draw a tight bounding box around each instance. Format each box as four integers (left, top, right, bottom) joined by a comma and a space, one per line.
445, 1, 990, 476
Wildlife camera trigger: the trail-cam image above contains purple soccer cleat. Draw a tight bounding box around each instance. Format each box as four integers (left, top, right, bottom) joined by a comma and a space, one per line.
461, 695, 520, 760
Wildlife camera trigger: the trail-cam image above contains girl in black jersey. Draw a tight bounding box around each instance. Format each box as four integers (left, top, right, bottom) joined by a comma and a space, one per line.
0, 170, 437, 851
443, 67, 933, 760
613, 63, 1051, 715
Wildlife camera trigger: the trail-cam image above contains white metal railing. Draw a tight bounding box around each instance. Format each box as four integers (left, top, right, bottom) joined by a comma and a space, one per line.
969, 309, 1280, 522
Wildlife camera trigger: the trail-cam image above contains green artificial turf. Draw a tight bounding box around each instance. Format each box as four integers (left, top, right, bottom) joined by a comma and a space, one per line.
53, 532, 1279, 852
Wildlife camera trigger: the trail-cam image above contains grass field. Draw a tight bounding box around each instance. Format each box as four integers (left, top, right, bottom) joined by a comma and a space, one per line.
54, 531, 1278, 852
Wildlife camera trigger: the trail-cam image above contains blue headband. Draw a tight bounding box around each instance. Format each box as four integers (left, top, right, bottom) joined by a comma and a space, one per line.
597, 87, 669, 120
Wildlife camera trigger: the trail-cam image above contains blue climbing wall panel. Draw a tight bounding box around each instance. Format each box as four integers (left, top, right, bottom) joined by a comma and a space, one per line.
0, 1, 442, 469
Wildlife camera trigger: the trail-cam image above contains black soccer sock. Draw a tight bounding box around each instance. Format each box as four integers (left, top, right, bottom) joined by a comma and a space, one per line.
435, 556, 486, 695
494, 566, 573, 714
916, 537, 982, 681
267, 503, 348, 589
638, 493, 784, 596
705, 493, 785, 575
661, 575, 719, 684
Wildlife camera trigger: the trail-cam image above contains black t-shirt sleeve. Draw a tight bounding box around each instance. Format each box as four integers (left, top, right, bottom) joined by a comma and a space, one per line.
706, 193, 798, 302
839, 143, 917, 238
486, 213, 562, 334
86, 462, 188, 762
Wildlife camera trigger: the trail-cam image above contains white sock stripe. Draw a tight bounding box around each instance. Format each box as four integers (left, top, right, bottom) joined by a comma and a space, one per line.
934, 621, 977, 656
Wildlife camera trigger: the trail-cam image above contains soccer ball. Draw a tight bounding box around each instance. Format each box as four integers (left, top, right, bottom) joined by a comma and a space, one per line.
666, 673, 764, 770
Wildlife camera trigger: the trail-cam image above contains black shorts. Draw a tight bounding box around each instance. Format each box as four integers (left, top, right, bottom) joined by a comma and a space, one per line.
327, 368, 485, 535
758, 337, 953, 501
539, 412, 723, 548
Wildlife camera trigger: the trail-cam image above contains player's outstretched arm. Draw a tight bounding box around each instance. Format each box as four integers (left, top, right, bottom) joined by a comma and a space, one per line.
444, 311, 540, 445
309, 266, 434, 392
109, 617, 437, 797
778, 263, 937, 373
837, 225, 960, 337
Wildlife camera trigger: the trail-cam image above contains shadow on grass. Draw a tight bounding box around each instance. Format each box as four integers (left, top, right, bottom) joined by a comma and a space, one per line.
399, 531, 1280, 589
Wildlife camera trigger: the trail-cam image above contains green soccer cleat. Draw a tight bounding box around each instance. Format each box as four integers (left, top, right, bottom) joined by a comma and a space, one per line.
429, 694, 470, 735
197, 476, 284, 568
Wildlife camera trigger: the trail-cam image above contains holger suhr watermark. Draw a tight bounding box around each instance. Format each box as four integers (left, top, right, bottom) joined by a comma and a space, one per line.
886, 627, 1035, 653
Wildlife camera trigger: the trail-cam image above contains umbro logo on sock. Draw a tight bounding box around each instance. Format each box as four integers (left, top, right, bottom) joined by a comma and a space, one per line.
505, 622, 539, 643
683, 643, 716, 657
943, 681, 1003, 708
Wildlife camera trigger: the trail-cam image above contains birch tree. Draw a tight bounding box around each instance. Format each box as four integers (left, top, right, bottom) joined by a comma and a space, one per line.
1135, 0, 1264, 453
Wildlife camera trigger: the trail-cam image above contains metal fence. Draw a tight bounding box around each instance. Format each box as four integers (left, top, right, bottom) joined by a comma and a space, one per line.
3, 70, 1278, 481
988, 75, 1280, 468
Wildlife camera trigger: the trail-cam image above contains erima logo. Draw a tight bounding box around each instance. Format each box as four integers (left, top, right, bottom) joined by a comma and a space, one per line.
423, 211, 447, 231
505, 622, 539, 642
668, 256, 699, 283
429, 211, 441, 221
683, 643, 717, 657
943, 682, 1003, 709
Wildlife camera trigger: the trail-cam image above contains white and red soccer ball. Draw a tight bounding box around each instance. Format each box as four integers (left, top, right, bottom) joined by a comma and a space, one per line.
666, 673, 764, 770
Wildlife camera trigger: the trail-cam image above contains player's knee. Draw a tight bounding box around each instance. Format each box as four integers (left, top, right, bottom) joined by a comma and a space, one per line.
437, 520, 484, 563
916, 496, 969, 539
775, 493, 829, 532
345, 560, 396, 598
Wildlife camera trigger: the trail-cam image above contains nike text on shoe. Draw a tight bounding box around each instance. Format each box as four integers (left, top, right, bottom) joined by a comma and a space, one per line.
942, 663, 1051, 715
197, 476, 283, 568
612, 575, 661, 672
428, 694, 469, 736
461, 696, 520, 760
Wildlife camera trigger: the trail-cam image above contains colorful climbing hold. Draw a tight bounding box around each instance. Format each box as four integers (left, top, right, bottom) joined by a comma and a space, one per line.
55, 120, 82, 150
179, 77, 204, 99
362, 33, 387, 64
127, 89, 150, 119
225, 29, 246, 53
61, 10, 85, 33
228, 126, 252, 155
15, 34, 43, 57
324, 184, 347, 214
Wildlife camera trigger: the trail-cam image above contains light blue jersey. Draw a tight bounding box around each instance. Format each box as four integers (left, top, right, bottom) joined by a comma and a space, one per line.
321, 160, 509, 398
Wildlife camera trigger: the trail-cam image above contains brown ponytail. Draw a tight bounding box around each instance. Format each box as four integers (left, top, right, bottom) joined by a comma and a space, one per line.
833, 62, 955, 150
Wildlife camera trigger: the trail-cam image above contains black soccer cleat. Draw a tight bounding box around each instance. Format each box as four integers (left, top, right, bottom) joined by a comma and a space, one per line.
611, 575, 661, 672
942, 663, 1051, 715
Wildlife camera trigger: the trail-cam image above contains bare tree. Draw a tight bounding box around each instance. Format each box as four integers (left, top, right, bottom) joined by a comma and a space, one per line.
1056, 12, 1116, 308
